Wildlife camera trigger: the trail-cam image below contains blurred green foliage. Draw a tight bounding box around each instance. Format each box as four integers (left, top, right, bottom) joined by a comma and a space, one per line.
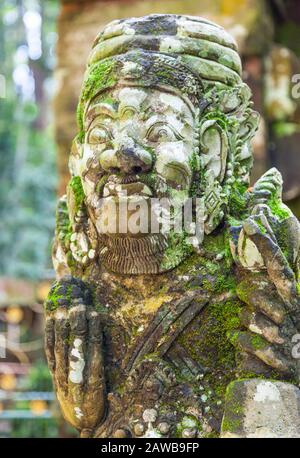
19, 360, 54, 391
11, 417, 59, 438
0, 0, 58, 279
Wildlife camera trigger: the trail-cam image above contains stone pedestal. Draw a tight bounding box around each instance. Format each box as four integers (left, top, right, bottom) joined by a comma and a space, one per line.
221, 379, 300, 438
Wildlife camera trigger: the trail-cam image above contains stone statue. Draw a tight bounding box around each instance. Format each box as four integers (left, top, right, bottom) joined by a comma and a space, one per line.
45, 14, 300, 438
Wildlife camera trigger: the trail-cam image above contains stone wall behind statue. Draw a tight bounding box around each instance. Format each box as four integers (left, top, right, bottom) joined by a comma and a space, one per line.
54, 0, 300, 216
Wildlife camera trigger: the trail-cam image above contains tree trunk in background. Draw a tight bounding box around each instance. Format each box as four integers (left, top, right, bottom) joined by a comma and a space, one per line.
54, 0, 300, 217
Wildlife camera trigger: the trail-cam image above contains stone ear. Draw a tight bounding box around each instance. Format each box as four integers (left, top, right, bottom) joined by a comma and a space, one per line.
199, 119, 228, 183
236, 110, 260, 167
239, 110, 260, 144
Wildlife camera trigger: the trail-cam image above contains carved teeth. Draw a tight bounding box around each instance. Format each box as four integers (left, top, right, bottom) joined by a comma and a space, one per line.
102, 181, 153, 198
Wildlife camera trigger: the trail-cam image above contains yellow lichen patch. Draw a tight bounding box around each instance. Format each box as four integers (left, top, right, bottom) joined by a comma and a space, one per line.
121, 275, 168, 298
119, 294, 173, 321
143, 294, 173, 314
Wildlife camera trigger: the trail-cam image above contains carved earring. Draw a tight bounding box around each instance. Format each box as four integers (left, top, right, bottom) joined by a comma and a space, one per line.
198, 119, 229, 234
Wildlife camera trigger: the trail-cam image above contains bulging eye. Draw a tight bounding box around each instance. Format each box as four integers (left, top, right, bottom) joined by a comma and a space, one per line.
88, 126, 112, 144
146, 124, 180, 143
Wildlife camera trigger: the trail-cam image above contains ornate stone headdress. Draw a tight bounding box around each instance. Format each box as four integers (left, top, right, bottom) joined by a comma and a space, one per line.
75, 14, 259, 234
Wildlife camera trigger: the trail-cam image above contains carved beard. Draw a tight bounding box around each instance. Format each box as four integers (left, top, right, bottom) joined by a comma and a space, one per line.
97, 233, 169, 275
84, 172, 194, 275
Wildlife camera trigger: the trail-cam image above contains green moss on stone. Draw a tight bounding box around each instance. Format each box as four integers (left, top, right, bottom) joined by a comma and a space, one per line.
256, 219, 267, 234
45, 284, 63, 311
269, 195, 291, 221
250, 333, 267, 350
77, 59, 117, 139
205, 110, 235, 131
177, 294, 242, 403
160, 231, 193, 271
56, 198, 70, 237
228, 180, 249, 219
221, 381, 243, 433
68, 176, 85, 213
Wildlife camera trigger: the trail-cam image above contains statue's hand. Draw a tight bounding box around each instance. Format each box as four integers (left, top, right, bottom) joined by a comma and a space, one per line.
44, 276, 106, 435
229, 169, 300, 381
234, 267, 300, 381
230, 209, 300, 380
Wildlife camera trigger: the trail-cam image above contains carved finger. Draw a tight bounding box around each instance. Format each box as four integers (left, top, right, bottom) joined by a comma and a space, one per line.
85, 311, 106, 424
252, 189, 271, 201
54, 309, 70, 393
243, 219, 299, 310
253, 198, 271, 206
253, 168, 283, 194
69, 302, 88, 339
68, 303, 87, 398
67, 338, 87, 426
254, 180, 276, 190
253, 204, 278, 234
237, 278, 286, 325
45, 317, 55, 373
237, 350, 273, 376
248, 213, 276, 243
230, 330, 292, 375
240, 309, 284, 345
86, 311, 105, 390
252, 203, 273, 218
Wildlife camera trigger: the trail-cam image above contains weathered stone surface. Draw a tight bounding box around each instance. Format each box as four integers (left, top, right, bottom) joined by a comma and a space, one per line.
221, 379, 300, 438
46, 13, 300, 438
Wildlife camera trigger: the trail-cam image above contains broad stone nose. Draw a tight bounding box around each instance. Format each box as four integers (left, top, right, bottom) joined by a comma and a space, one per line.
100, 140, 153, 175
116, 144, 153, 174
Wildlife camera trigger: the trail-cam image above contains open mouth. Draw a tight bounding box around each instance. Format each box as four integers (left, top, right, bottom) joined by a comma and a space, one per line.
102, 176, 153, 198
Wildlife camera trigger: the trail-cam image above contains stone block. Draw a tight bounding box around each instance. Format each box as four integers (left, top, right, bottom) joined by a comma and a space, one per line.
221, 378, 300, 438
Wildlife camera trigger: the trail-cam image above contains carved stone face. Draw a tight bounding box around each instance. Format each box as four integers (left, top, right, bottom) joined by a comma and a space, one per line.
71, 85, 198, 273
75, 87, 195, 235
65, 15, 259, 275
80, 85, 195, 203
